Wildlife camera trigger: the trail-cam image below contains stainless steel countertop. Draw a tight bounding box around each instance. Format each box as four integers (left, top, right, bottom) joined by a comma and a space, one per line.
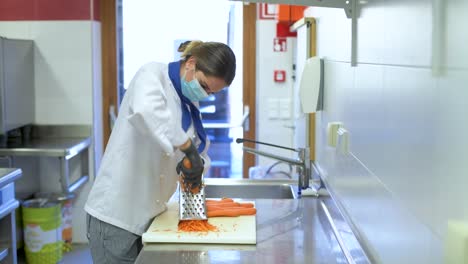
0, 137, 91, 158
136, 197, 353, 264
0, 168, 21, 188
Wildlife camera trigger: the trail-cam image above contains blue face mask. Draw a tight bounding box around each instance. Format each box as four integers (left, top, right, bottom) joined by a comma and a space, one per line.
181, 71, 209, 102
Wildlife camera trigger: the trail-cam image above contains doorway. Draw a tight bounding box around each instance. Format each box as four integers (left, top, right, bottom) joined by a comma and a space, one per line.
119, 0, 244, 178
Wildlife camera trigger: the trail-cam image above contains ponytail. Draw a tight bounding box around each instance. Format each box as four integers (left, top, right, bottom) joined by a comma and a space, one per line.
180, 40, 203, 59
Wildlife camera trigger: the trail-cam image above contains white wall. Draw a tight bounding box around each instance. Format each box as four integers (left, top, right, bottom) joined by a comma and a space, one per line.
122, 0, 231, 90
256, 19, 297, 169
305, 0, 468, 263
0, 21, 102, 243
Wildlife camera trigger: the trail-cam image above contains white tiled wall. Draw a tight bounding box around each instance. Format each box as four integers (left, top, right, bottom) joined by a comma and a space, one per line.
31, 21, 94, 124
305, 1, 468, 263
0, 20, 102, 243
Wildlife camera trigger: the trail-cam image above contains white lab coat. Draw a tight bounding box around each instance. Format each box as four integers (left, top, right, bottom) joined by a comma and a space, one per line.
85, 62, 209, 235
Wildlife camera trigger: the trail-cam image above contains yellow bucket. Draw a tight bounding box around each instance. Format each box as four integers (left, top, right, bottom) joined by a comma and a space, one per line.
22, 198, 63, 264
35, 192, 75, 252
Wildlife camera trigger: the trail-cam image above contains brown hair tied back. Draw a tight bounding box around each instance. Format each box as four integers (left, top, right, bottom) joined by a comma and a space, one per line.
177, 41, 192, 52
180, 40, 203, 57
180, 40, 236, 86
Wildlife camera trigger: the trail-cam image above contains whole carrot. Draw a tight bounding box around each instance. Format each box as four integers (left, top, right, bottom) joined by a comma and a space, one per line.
183, 157, 191, 168
207, 206, 254, 212
206, 202, 254, 209
207, 208, 257, 218
206, 198, 235, 203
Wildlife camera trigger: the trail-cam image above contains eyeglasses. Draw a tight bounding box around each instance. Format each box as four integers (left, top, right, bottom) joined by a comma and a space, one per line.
195, 71, 214, 95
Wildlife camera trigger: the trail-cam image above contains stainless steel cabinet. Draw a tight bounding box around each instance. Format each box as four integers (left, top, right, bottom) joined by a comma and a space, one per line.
0, 37, 34, 135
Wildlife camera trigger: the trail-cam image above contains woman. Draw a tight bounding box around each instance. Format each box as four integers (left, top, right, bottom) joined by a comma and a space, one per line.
85, 41, 236, 263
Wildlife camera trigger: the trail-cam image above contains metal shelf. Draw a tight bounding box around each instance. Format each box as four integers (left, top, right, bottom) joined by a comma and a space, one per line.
0, 125, 91, 194
0, 169, 21, 264
0, 168, 21, 188
0, 200, 19, 220
0, 137, 91, 159
0, 247, 8, 262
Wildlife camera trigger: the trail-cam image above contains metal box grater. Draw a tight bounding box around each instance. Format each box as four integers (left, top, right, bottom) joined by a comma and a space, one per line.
179, 174, 207, 221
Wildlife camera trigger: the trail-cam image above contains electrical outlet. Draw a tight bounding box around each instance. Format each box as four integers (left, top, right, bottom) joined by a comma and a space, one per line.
445, 220, 468, 264
336, 127, 349, 154
267, 98, 279, 119
327, 122, 343, 147
279, 99, 291, 119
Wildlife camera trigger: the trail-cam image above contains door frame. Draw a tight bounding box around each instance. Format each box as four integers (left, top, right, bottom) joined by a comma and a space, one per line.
242, 3, 257, 178
100, 0, 118, 149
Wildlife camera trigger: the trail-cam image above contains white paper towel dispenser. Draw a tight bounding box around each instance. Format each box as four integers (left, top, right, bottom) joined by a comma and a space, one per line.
299, 56, 323, 113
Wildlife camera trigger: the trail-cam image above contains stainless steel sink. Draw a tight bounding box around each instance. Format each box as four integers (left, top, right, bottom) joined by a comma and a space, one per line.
204, 179, 297, 199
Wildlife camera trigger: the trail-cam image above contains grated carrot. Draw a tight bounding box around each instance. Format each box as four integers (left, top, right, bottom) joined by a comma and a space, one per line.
178, 220, 218, 232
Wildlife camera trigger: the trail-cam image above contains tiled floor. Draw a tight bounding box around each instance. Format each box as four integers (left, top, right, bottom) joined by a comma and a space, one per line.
17, 244, 93, 264
61, 244, 93, 264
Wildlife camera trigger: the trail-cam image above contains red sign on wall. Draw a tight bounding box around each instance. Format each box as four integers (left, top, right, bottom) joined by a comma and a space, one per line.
273, 38, 287, 52
274, 70, 286, 82
258, 3, 277, 20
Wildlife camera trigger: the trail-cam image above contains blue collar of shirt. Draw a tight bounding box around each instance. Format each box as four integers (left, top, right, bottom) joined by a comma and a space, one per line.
168, 61, 207, 153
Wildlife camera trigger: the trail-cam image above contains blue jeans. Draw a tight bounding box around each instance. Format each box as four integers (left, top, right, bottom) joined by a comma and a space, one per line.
86, 214, 142, 264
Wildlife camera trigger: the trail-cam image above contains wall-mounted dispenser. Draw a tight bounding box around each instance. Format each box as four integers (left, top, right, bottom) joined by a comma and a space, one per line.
299, 56, 323, 114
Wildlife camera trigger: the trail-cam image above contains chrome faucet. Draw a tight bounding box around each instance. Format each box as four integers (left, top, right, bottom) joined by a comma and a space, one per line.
236, 138, 322, 197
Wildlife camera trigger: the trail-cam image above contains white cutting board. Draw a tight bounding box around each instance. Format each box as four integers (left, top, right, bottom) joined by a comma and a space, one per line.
142, 200, 256, 244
